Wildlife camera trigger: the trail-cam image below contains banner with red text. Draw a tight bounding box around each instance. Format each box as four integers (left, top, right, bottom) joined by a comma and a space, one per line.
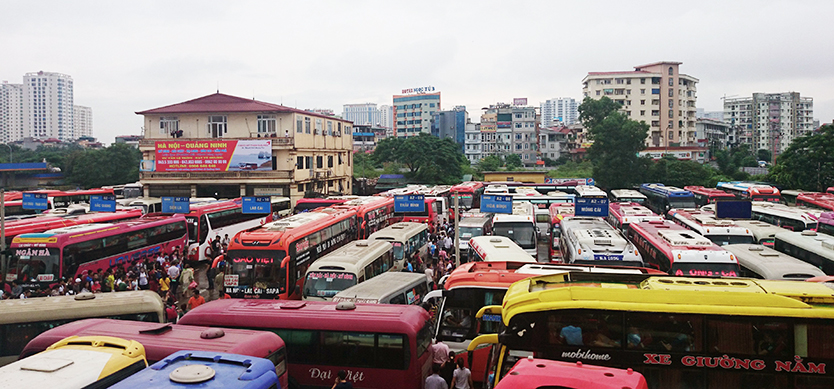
154, 140, 272, 172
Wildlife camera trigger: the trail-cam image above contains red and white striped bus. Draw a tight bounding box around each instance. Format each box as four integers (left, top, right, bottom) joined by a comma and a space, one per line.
3, 188, 116, 216
294, 196, 356, 214
716, 182, 783, 203
450, 181, 485, 211
684, 185, 736, 207
1, 208, 142, 245
224, 207, 358, 299
494, 357, 648, 389
667, 208, 755, 246
8, 216, 188, 289
333, 196, 395, 239
179, 299, 433, 389
548, 203, 574, 261
183, 198, 290, 261
796, 192, 834, 211
606, 202, 663, 233
627, 220, 740, 277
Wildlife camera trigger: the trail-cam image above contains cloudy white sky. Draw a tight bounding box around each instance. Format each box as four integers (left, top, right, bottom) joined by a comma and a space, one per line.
2, 0, 833, 143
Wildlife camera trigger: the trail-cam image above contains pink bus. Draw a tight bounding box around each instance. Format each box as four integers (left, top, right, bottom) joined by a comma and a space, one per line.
606, 202, 664, 233
178, 299, 433, 389
8, 215, 187, 289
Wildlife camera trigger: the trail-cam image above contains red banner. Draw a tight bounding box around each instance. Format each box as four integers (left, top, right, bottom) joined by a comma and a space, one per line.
154, 140, 272, 172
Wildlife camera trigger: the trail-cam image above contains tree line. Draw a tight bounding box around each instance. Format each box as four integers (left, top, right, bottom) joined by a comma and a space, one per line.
1, 143, 141, 189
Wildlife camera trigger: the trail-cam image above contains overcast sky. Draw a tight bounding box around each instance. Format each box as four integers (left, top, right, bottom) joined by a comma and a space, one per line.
2, 0, 833, 144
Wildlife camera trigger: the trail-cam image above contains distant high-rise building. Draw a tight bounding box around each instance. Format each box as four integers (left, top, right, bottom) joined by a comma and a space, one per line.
379, 104, 393, 130
0, 81, 24, 143
431, 106, 468, 151
541, 97, 578, 127
23, 71, 74, 141
583, 61, 698, 147
479, 102, 538, 166
73, 105, 93, 138
393, 91, 440, 137
342, 103, 382, 126
724, 92, 814, 159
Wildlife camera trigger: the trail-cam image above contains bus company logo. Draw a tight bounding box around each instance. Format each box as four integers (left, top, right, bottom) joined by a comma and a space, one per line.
296, 239, 310, 252
561, 349, 612, 361
15, 248, 50, 257
309, 367, 366, 382
648, 353, 826, 375
110, 245, 162, 267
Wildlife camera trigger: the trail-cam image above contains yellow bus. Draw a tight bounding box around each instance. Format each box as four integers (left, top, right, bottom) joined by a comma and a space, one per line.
0, 291, 164, 366
0, 335, 147, 388
469, 273, 834, 389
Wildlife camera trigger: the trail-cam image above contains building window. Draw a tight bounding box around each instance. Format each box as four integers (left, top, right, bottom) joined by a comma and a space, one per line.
327, 121, 333, 136
305, 117, 311, 134
641, 78, 646, 84
596, 90, 600, 96
668, 110, 674, 118
328, 155, 333, 168
298, 184, 304, 192
297, 156, 304, 169
668, 89, 674, 97
668, 67, 674, 75
315, 119, 322, 135
316, 156, 323, 168
641, 89, 646, 95
258, 115, 276, 133
668, 100, 674, 108
208, 115, 227, 138
306, 156, 312, 169
668, 78, 674, 86
640, 110, 646, 116
297, 117, 303, 133
159, 117, 178, 136
640, 100, 645, 105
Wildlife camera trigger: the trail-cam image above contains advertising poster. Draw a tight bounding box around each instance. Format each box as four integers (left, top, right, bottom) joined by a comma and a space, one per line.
154, 140, 272, 172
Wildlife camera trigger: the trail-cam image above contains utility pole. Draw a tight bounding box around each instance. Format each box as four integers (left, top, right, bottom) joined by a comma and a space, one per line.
453, 191, 460, 267
1, 186, 6, 279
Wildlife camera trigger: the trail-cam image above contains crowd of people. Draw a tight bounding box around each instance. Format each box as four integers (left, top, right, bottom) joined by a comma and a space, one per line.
402, 219, 462, 287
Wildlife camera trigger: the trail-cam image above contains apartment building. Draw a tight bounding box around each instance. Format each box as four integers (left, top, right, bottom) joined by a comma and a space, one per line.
478, 103, 539, 166
392, 91, 440, 137
431, 106, 467, 151
0, 81, 24, 143
73, 105, 93, 138
723, 92, 814, 160
342, 103, 383, 127
582, 61, 698, 148
23, 71, 75, 141
541, 97, 578, 127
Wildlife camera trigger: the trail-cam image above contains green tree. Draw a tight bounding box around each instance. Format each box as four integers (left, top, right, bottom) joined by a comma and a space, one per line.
476, 155, 502, 172
68, 143, 141, 188
504, 154, 523, 170
757, 149, 772, 163
352, 151, 379, 178
371, 133, 465, 184
646, 156, 714, 188
770, 124, 834, 191
578, 97, 648, 189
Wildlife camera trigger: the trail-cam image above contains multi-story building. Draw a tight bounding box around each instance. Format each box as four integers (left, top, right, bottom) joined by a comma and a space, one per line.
582, 61, 698, 148
695, 118, 733, 150
464, 121, 481, 165
23, 71, 75, 141
0, 81, 24, 143
115, 135, 142, 148
342, 103, 382, 126
478, 103, 539, 166
723, 92, 814, 160
539, 126, 571, 161
540, 97, 578, 127
379, 105, 393, 132
136, 93, 353, 204
73, 105, 93, 138
431, 106, 467, 151
392, 91, 440, 137
351, 124, 387, 152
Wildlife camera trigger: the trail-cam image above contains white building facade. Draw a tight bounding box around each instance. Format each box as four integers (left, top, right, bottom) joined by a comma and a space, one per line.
464, 121, 481, 165
73, 105, 93, 138
723, 92, 814, 159
0, 81, 24, 143
23, 71, 75, 141
342, 103, 382, 127
541, 97, 578, 127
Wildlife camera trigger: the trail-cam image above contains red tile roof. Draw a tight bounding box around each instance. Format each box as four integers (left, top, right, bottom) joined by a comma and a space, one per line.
135, 92, 345, 122
586, 70, 654, 76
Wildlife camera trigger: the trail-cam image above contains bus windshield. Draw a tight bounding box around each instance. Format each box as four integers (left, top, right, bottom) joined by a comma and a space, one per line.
438, 288, 504, 342
669, 198, 697, 209
453, 194, 474, 208
459, 226, 483, 239
8, 247, 60, 283
705, 235, 755, 246
494, 222, 536, 249
227, 249, 286, 293
303, 271, 357, 299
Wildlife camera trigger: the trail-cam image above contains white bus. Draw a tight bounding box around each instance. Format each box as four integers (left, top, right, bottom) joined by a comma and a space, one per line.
574, 185, 608, 199
668, 208, 755, 246
724, 244, 826, 281
331, 272, 431, 305
492, 201, 538, 257
458, 215, 493, 255
467, 236, 536, 263
558, 216, 643, 267
302, 240, 395, 301
484, 185, 510, 194
774, 230, 834, 274
0, 291, 165, 367
751, 202, 820, 231
368, 222, 429, 270
731, 219, 784, 247
608, 189, 647, 204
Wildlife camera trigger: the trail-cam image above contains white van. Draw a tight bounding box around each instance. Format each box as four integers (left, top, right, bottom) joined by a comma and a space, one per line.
331, 272, 430, 305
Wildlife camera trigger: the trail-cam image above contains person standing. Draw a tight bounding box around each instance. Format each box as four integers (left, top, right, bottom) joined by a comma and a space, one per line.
187, 289, 205, 312
440, 351, 456, 388
168, 261, 181, 297
331, 370, 352, 389
452, 359, 473, 389
426, 363, 448, 389
431, 339, 451, 366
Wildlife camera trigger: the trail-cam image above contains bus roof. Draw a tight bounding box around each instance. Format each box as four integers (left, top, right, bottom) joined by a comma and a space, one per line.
337, 196, 391, 208
332, 272, 427, 303
668, 209, 753, 236
179, 299, 430, 335
20, 319, 286, 363
458, 216, 492, 228
640, 183, 693, 198
498, 273, 834, 322
0, 291, 165, 325
561, 216, 634, 252
609, 189, 647, 200
574, 185, 607, 197
609, 202, 662, 223
630, 221, 725, 251
13, 215, 186, 244
684, 185, 736, 198
494, 357, 648, 389
731, 220, 784, 240
775, 230, 834, 258
305, 240, 392, 271
368, 222, 428, 241
450, 181, 484, 192
468, 236, 536, 263
724, 244, 826, 280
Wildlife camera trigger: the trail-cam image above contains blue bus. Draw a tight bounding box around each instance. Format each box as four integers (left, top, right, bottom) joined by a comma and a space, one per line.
109, 350, 278, 389
639, 183, 697, 217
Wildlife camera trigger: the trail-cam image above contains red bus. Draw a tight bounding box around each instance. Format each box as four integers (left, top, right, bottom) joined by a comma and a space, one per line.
606, 202, 664, 234
796, 192, 834, 211
294, 197, 355, 214
548, 203, 574, 261
18, 318, 288, 389
3, 188, 116, 216
333, 196, 395, 239
716, 182, 783, 203
395, 197, 443, 232
450, 181, 485, 211
494, 357, 648, 389
684, 185, 737, 207
1, 208, 142, 245
828, 187, 834, 195
179, 299, 432, 389
627, 220, 740, 277
183, 198, 290, 261
7, 215, 188, 289
225, 207, 358, 299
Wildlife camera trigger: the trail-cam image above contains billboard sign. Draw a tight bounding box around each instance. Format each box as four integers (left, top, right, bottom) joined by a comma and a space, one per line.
154, 140, 272, 172
715, 200, 752, 219
394, 195, 425, 213
242, 196, 271, 214
161, 197, 190, 213
480, 195, 513, 214
575, 197, 609, 217
90, 195, 116, 212
513, 98, 528, 106
401, 86, 435, 95
22, 193, 48, 210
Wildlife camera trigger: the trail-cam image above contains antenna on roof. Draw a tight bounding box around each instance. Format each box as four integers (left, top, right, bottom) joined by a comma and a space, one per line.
216, 81, 219, 94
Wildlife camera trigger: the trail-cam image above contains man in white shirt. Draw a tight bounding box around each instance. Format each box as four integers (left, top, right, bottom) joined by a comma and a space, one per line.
425, 263, 434, 284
